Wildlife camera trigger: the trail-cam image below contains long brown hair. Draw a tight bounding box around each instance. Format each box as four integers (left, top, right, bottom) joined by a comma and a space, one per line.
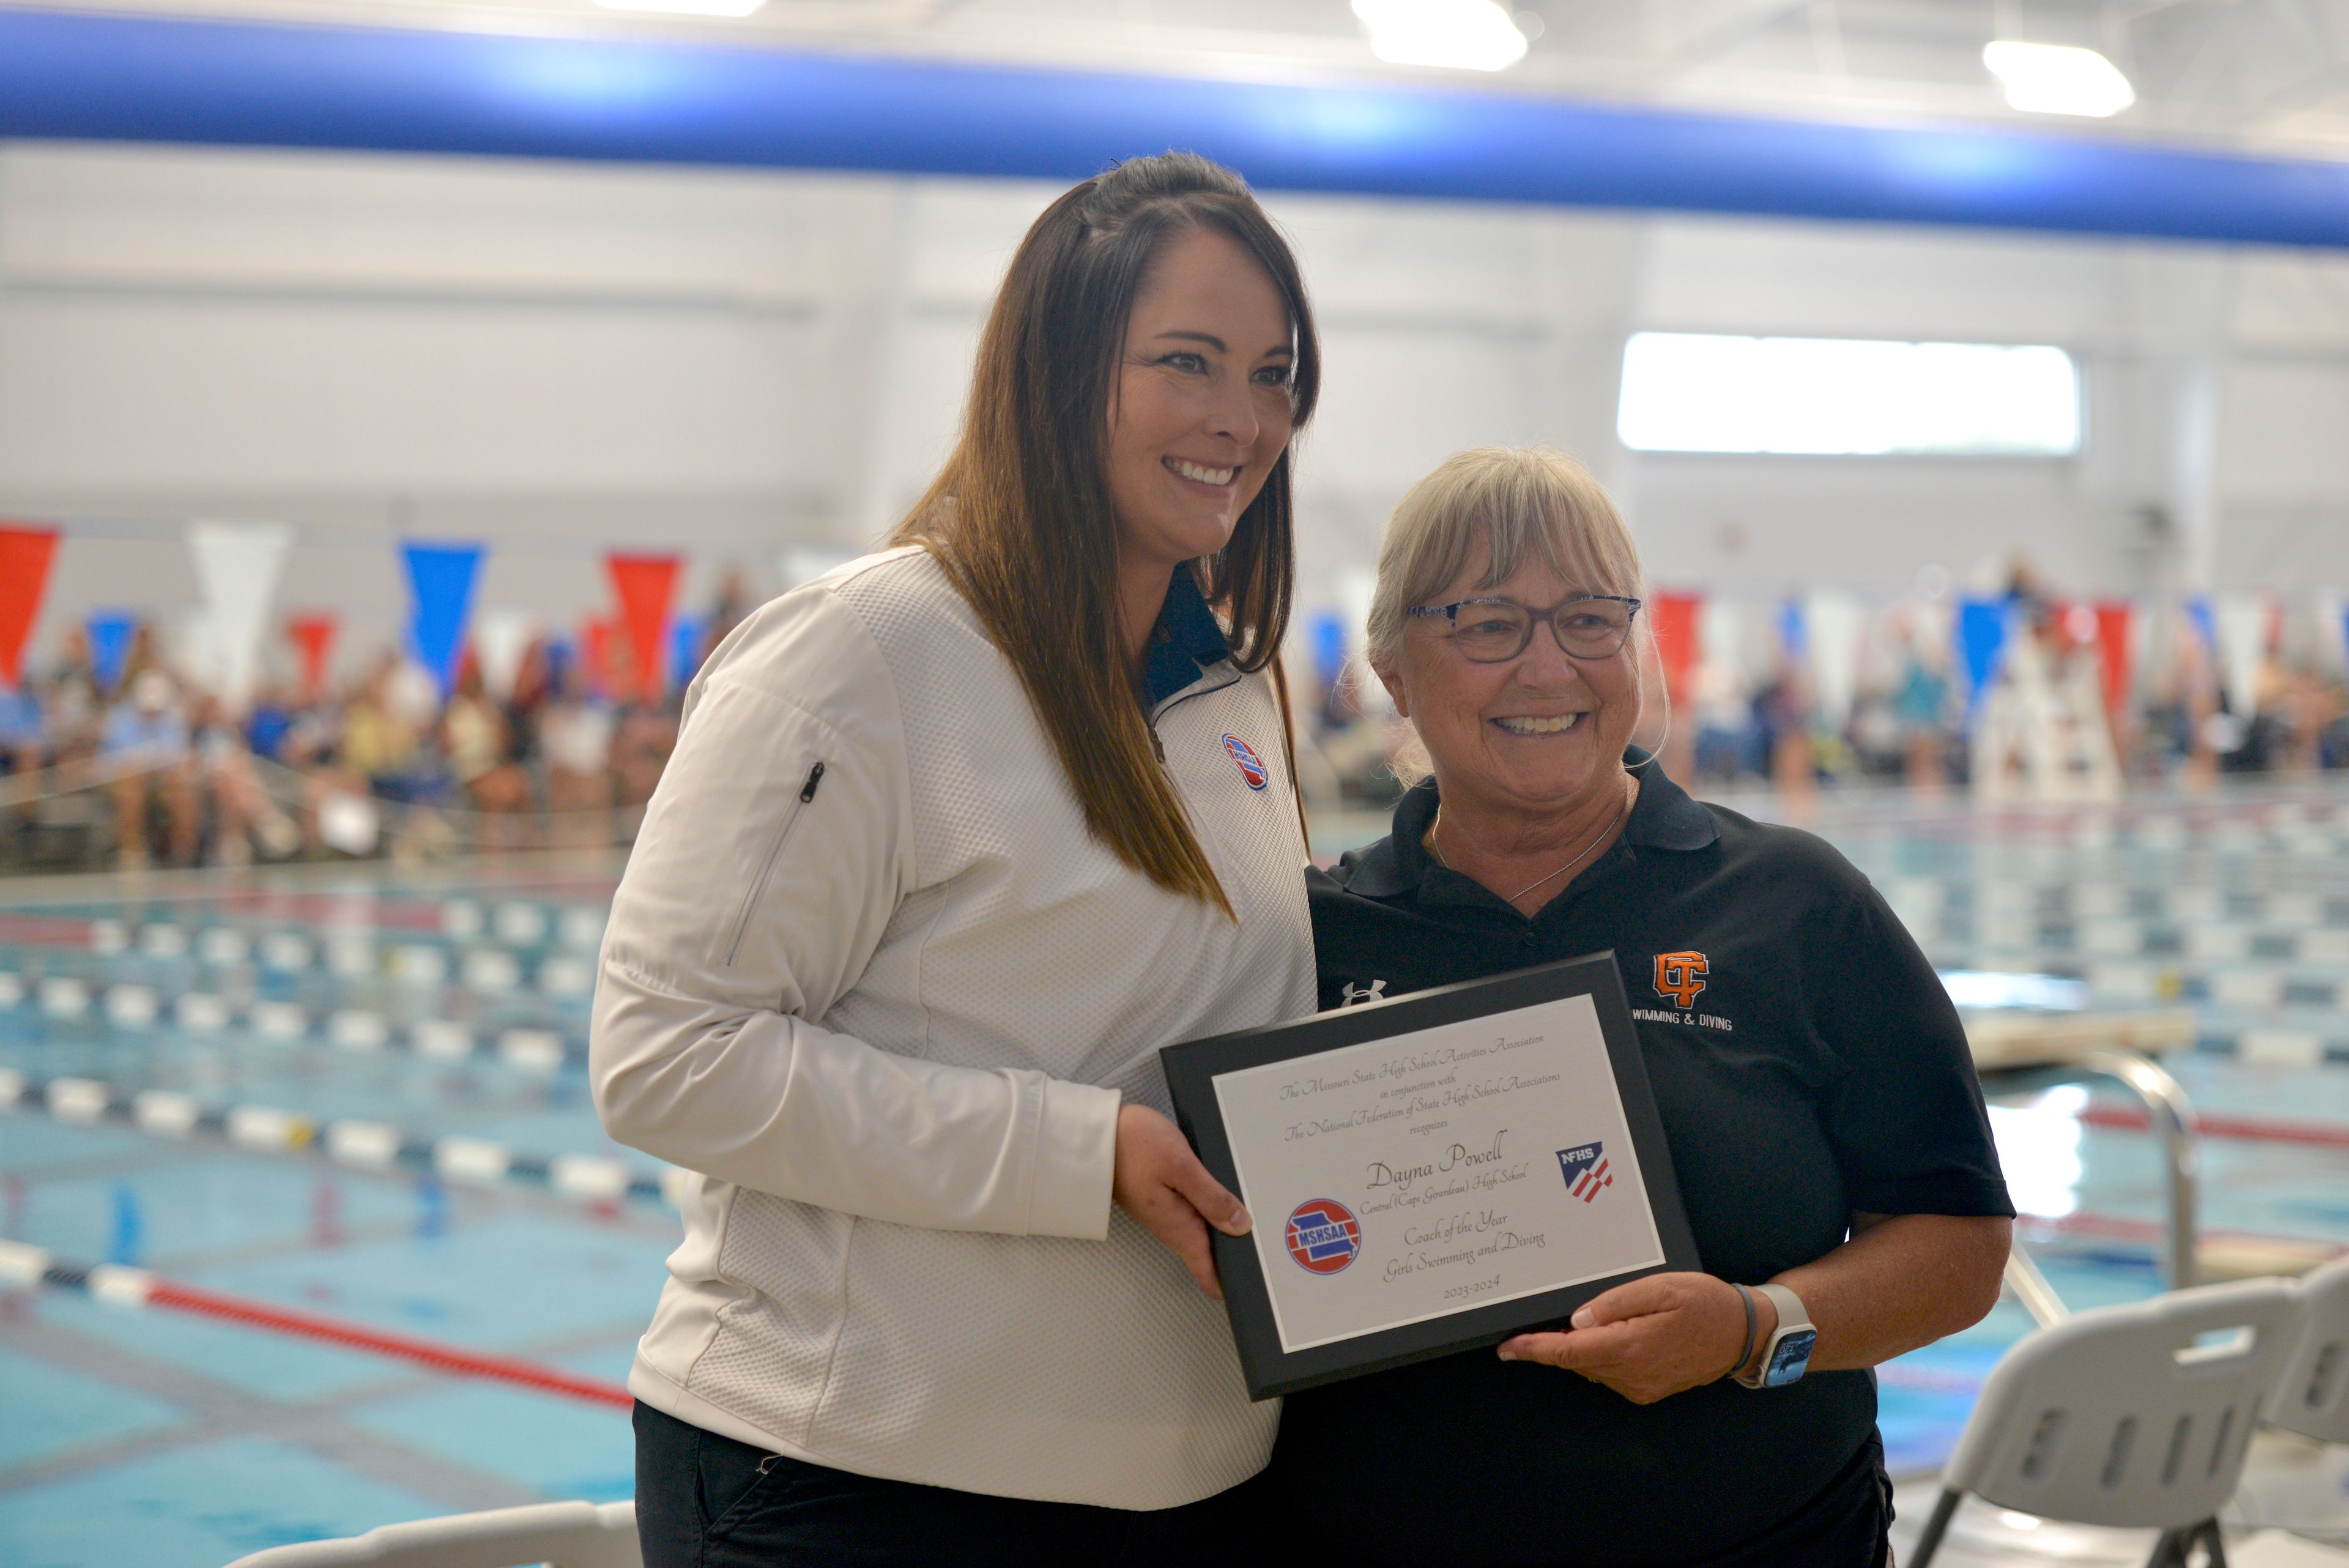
892, 153, 1320, 915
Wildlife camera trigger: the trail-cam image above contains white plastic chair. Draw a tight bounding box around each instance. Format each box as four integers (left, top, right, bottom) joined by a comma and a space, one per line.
221, 1499, 639, 1568
1911, 1277, 2303, 1568
2268, 1254, 2349, 1446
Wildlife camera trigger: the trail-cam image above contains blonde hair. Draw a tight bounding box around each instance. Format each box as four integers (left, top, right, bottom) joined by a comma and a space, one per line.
1364, 447, 1654, 784
1366, 447, 1645, 671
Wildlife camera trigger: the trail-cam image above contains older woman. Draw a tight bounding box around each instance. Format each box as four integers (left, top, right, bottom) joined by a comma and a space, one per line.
1266, 447, 2013, 1567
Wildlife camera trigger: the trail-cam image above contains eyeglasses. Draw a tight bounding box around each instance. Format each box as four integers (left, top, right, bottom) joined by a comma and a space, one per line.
1405, 594, 1644, 663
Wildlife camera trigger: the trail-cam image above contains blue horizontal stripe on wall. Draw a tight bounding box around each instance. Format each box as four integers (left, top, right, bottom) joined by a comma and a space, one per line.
5, 6, 2349, 247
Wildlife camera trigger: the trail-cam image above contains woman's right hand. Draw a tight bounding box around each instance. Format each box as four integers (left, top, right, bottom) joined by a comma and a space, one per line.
1112, 1103, 1252, 1300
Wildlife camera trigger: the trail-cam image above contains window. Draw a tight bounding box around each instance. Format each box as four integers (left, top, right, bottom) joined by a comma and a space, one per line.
1616, 332, 2081, 456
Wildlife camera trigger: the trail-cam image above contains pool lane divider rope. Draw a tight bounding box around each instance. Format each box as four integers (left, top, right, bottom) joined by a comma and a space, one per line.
0, 972, 587, 1067
0, 970, 595, 1036
0, 1241, 632, 1410
0, 1067, 684, 1208
2076, 1102, 2349, 1149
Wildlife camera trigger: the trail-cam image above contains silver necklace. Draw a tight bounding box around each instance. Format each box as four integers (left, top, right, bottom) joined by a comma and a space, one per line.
1430, 775, 1635, 904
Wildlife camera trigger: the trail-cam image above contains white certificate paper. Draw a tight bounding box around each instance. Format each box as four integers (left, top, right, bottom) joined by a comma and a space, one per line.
1211, 992, 1666, 1353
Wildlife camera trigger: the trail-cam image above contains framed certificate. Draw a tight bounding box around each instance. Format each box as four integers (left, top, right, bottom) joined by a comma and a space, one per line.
1161, 952, 1700, 1400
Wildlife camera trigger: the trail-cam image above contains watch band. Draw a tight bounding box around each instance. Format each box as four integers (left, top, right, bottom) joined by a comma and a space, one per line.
1756, 1284, 1812, 1335
1736, 1284, 1816, 1389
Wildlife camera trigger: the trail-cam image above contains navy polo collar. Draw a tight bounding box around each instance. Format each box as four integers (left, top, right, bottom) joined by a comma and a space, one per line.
1341, 755, 1720, 901
1142, 569, 1233, 707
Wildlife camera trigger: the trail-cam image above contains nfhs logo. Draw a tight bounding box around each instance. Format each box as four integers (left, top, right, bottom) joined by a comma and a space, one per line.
1556, 1142, 1613, 1203
1285, 1198, 1361, 1274
1653, 951, 1709, 1009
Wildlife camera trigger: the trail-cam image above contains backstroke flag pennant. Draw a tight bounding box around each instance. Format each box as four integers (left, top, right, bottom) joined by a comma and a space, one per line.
669, 614, 707, 694
86, 611, 136, 693
0, 525, 59, 688
1308, 608, 1346, 694
1778, 598, 1806, 662
1803, 590, 1863, 729
400, 542, 484, 700
2092, 601, 2134, 719
472, 607, 538, 702
2184, 595, 2217, 660
607, 553, 681, 701
579, 616, 616, 697
1956, 596, 2010, 720
2214, 592, 2271, 720
1648, 591, 1702, 702
286, 614, 337, 698
1698, 598, 1745, 688
187, 520, 294, 710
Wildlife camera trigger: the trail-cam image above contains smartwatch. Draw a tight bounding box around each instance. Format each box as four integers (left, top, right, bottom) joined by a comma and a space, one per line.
1736, 1284, 1817, 1389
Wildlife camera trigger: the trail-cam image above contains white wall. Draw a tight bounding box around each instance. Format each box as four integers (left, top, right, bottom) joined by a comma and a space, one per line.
4, 139, 2347, 679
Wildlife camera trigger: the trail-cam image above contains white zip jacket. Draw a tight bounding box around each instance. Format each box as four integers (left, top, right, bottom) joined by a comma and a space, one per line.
592, 546, 1316, 1509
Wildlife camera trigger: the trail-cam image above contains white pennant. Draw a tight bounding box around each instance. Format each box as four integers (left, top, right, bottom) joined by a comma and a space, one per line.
472, 607, 538, 701
2213, 593, 2269, 720
1804, 590, 1865, 729
1696, 598, 1746, 702
187, 521, 294, 710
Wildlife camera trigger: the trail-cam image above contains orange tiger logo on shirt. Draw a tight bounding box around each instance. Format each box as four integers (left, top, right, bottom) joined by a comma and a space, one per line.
1653, 951, 1709, 1009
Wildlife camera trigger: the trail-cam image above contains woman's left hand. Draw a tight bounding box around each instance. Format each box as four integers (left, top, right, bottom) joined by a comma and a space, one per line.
1496, 1273, 1757, 1405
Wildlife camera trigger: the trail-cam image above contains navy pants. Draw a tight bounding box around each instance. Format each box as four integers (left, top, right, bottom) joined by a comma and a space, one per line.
632, 1402, 1274, 1568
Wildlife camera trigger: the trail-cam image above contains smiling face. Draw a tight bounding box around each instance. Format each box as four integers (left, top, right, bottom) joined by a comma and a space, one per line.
1104, 225, 1297, 578
1378, 542, 1643, 825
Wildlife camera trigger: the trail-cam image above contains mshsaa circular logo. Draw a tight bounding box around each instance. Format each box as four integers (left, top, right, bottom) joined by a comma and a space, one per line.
1222, 733, 1269, 790
1285, 1198, 1360, 1275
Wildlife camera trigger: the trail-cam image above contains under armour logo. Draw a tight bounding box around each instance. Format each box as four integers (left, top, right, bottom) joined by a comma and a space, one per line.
1340, 979, 1387, 1006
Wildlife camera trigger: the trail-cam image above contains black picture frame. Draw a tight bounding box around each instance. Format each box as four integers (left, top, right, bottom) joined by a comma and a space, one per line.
1160, 951, 1701, 1401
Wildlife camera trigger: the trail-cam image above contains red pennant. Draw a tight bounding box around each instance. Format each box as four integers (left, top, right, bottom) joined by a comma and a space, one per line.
2093, 601, 2134, 718
286, 614, 338, 700
580, 616, 617, 699
606, 554, 681, 701
1648, 590, 1702, 701
0, 526, 61, 688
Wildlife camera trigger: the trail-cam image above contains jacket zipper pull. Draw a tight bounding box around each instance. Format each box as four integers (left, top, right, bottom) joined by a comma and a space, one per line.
799, 762, 825, 802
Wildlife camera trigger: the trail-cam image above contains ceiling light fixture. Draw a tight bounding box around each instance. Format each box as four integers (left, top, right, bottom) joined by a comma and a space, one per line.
1352, 0, 1530, 72
592, 0, 768, 17
1982, 40, 2136, 117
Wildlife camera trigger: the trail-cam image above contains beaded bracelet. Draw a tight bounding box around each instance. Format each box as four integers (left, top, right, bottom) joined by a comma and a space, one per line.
1726, 1282, 1757, 1381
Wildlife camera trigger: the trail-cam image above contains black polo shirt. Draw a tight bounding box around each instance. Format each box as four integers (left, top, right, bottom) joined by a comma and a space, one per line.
1265, 763, 2013, 1568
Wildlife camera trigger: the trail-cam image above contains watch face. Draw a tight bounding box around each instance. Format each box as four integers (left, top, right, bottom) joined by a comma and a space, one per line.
1762, 1329, 1817, 1388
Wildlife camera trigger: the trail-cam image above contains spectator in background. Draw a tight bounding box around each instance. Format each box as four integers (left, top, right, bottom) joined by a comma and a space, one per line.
505, 636, 556, 775
340, 655, 418, 790
45, 630, 102, 766
105, 669, 198, 868
192, 694, 298, 865
0, 676, 44, 775
1754, 661, 1816, 804
1687, 658, 1750, 784
699, 565, 753, 663
245, 678, 298, 764
540, 661, 614, 848
609, 695, 676, 816
1893, 639, 1953, 792
445, 663, 532, 844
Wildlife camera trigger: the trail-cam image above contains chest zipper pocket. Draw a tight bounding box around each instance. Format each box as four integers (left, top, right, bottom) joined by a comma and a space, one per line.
722, 760, 825, 968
